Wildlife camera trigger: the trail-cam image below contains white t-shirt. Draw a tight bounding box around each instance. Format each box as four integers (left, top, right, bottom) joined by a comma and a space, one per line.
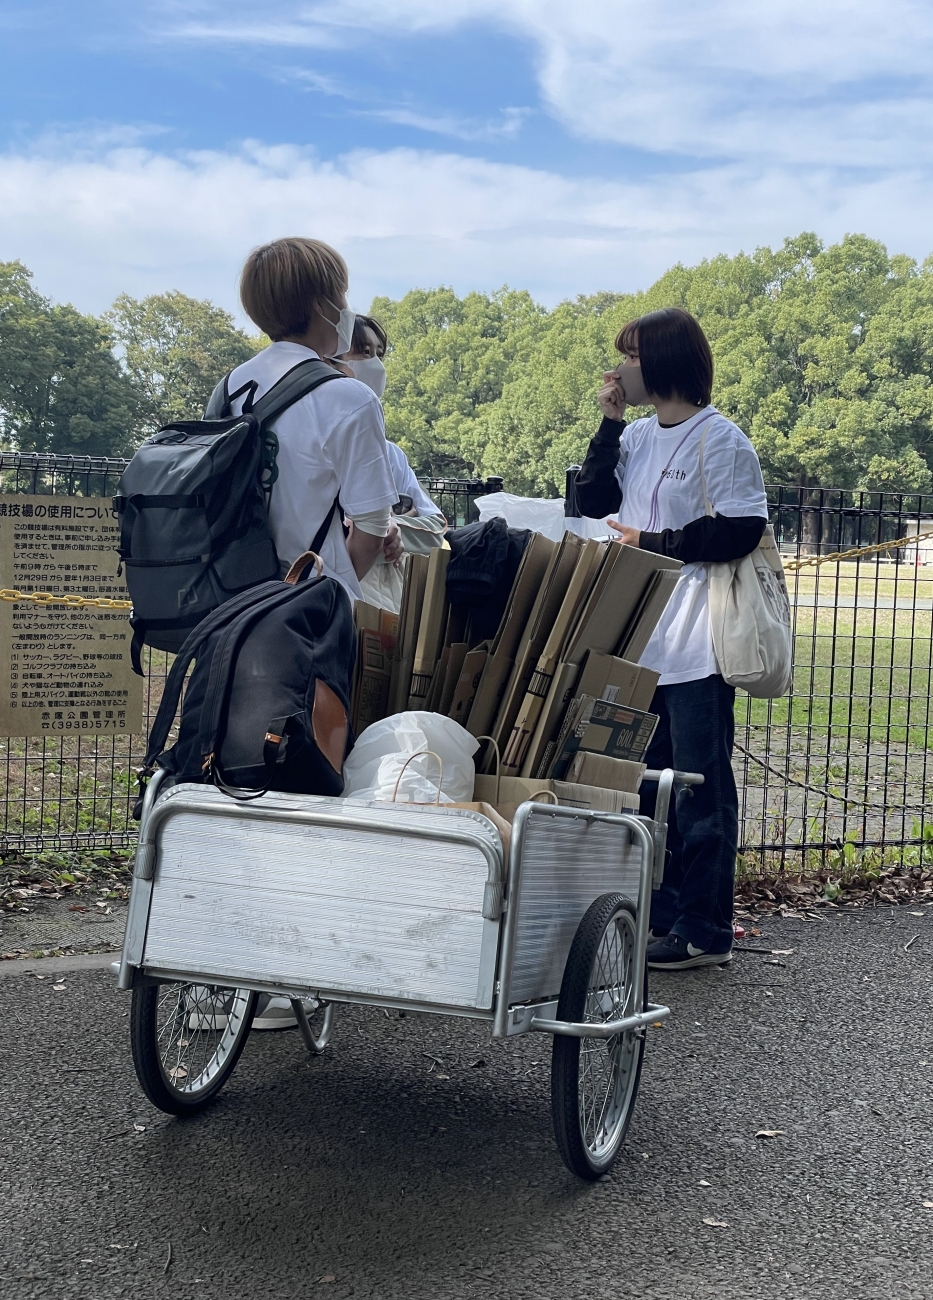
385, 442, 442, 517
226, 342, 397, 600
614, 406, 768, 685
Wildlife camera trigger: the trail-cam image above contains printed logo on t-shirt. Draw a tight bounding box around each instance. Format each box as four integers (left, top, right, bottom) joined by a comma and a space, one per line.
660, 467, 687, 482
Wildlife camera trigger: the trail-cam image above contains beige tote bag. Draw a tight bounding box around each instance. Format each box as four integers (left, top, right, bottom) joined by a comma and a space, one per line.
698, 429, 793, 698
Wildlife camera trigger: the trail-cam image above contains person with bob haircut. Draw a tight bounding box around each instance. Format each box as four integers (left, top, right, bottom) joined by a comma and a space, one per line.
575, 307, 768, 971
232, 237, 401, 600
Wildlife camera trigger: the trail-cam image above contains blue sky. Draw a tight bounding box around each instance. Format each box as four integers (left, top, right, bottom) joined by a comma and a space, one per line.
2, 1, 933, 318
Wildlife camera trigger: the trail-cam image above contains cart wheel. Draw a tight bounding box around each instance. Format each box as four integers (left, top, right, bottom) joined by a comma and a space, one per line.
130, 980, 258, 1115
293, 998, 335, 1055
551, 893, 645, 1180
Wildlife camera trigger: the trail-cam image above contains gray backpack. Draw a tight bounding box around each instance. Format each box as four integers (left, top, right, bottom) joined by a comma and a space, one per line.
114, 358, 343, 671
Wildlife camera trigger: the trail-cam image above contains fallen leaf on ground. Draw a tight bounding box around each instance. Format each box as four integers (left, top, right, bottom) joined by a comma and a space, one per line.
68, 905, 87, 913
133, 1123, 146, 1133
318, 1275, 336, 1284
908, 912, 925, 917
702, 1217, 728, 1228
923, 1201, 933, 1209
436, 1073, 450, 1080
699, 1179, 712, 1187
169, 1066, 188, 1081
755, 1129, 785, 1139
651, 1021, 666, 1029
52, 983, 66, 992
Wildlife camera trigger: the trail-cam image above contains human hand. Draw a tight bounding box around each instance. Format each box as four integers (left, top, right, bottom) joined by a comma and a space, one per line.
383, 519, 404, 565
598, 369, 628, 422
608, 519, 640, 547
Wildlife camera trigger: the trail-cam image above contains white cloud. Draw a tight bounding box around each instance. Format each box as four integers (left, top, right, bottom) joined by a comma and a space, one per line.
1, 138, 931, 319
160, 0, 933, 166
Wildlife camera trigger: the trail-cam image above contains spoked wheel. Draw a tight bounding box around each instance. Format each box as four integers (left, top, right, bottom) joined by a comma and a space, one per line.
131, 980, 258, 1114
293, 998, 335, 1055
551, 893, 646, 1180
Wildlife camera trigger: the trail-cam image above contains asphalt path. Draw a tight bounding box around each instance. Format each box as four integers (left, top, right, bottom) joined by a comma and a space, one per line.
1, 906, 931, 1300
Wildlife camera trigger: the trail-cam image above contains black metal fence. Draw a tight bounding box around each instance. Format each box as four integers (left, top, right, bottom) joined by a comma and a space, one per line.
1, 454, 931, 873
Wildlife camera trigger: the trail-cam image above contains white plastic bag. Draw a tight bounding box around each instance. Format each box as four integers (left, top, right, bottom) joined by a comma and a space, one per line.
475, 492, 611, 542
342, 712, 479, 803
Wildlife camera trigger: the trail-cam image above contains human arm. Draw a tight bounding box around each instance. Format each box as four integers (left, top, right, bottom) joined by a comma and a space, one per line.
574, 417, 626, 518
626, 514, 767, 563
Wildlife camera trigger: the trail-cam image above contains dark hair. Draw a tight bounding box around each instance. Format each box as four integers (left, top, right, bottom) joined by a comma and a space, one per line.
351, 313, 388, 355
615, 307, 713, 407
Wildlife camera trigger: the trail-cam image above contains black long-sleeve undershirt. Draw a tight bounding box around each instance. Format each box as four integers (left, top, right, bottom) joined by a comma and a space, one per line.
574, 416, 767, 564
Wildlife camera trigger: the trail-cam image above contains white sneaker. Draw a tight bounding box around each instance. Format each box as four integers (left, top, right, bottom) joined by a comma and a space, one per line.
252, 995, 297, 1030
187, 987, 235, 1031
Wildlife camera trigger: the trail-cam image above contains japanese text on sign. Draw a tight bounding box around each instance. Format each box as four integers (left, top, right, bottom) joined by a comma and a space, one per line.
0, 495, 142, 736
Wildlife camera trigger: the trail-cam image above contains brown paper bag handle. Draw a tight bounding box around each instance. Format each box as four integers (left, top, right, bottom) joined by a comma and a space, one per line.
391, 750, 444, 804
284, 550, 324, 585
473, 735, 501, 804
529, 790, 558, 805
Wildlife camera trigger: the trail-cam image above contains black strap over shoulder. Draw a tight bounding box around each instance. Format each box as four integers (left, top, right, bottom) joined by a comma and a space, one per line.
204, 357, 343, 425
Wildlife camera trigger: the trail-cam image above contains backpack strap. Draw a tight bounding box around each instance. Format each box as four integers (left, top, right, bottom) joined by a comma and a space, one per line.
249, 358, 344, 427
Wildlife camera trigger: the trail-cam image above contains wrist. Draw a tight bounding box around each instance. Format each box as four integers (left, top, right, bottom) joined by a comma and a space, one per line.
596, 415, 626, 441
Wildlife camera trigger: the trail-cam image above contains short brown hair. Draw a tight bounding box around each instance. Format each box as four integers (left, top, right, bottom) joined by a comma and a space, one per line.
239, 237, 349, 340
615, 307, 714, 407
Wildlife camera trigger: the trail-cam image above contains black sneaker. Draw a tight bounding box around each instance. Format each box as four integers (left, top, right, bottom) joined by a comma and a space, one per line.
646, 933, 732, 970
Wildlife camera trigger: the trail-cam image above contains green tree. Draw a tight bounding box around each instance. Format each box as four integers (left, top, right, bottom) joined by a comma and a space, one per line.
371, 287, 545, 477
107, 291, 261, 435
0, 261, 139, 458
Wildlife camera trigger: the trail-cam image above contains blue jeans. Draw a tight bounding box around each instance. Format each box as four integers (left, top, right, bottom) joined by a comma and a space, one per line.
638, 674, 737, 953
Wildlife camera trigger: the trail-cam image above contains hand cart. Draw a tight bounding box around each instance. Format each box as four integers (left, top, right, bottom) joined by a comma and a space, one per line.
117, 767, 700, 1180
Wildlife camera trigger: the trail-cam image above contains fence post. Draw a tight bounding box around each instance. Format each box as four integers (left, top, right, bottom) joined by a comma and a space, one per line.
564, 464, 582, 518
483, 475, 504, 495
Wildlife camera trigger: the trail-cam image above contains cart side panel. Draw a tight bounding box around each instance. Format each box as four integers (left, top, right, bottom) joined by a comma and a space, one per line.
141, 809, 498, 1008
507, 815, 642, 1005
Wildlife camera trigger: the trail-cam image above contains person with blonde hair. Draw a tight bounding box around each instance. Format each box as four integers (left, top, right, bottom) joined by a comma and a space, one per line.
231, 237, 402, 599
226, 237, 401, 1030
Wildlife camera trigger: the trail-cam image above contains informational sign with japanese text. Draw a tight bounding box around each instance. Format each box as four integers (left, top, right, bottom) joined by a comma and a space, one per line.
0, 495, 142, 736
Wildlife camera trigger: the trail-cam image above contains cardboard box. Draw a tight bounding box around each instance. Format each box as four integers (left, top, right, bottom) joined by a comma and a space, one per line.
448, 647, 489, 728
498, 537, 604, 773
549, 697, 659, 778
350, 603, 399, 733
437, 642, 469, 716
617, 567, 681, 663
473, 773, 639, 821
407, 547, 450, 709
485, 533, 586, 755
525, 651, 638, 777
465, 533, 557, 738
565, 751, 646, 793
388, 553, 428, 714
564, 544, 681, 667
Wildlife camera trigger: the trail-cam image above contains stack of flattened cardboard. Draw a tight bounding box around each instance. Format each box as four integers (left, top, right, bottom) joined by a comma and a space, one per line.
350, 603, 399, 734
359, 528, 682, 818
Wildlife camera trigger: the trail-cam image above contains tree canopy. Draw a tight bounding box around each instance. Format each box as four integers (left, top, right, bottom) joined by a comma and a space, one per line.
2, 234, 933, 494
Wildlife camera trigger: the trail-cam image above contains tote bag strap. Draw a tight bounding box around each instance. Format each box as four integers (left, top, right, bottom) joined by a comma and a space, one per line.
697, 424, 714, 519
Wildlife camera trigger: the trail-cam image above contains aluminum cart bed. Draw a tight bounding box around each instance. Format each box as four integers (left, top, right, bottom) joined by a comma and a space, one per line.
118, 768, 698, 1179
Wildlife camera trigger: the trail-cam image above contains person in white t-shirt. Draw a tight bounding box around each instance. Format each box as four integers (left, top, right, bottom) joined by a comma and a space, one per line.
336, 313, 447, 612
227, 237, 401, 1030
231, 238, 402, 603
576, 307, 768, 971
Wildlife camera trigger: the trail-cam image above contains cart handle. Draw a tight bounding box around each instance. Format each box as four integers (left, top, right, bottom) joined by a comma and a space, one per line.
530, 1002, 671, 1039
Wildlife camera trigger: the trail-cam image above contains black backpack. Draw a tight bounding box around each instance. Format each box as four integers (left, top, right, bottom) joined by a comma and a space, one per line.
138, 553, 355, 806
114, 358, 344, 671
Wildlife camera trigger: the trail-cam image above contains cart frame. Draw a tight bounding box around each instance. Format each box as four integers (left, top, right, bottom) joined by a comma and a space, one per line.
117, 766, 700, 1178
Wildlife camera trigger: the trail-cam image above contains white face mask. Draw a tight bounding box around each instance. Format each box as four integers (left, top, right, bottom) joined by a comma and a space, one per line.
348, 355, 387, 398
323, 299, 356, 356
